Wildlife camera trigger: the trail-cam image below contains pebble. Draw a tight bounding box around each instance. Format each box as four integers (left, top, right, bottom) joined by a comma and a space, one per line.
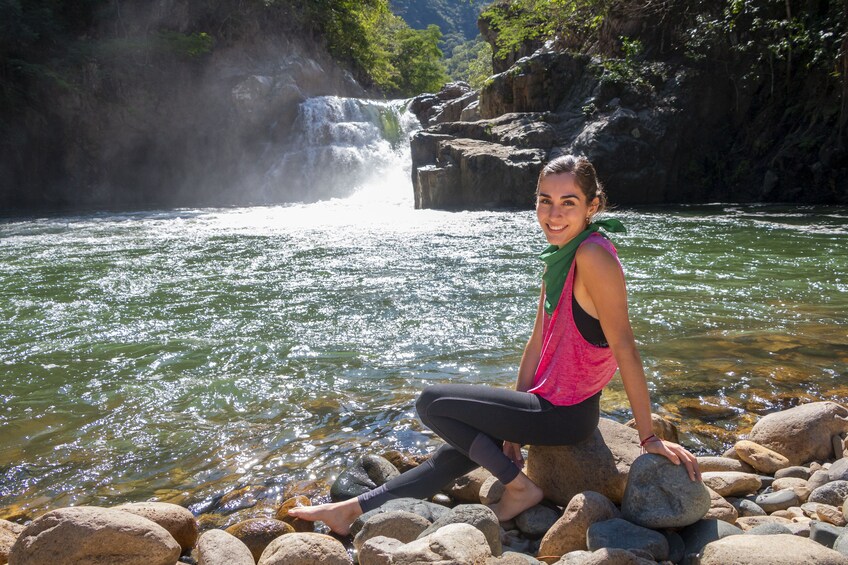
730, 497, 767, 517
754, 489, 799, 513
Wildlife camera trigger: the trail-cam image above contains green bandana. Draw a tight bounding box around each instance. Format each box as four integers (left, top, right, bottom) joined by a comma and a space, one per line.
539, 218, 626, 315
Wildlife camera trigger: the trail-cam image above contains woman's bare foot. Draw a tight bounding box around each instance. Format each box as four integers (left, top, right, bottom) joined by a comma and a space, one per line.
488, 472, 544, 522
286, 498, 363, 536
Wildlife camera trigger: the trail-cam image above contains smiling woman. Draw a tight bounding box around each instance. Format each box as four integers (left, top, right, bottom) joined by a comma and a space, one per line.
288, 154, 702, 535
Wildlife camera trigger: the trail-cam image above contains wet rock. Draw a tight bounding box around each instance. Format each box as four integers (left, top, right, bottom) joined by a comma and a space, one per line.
350, 498, 448, 537
274, 496, 313, 533
515, 504, 559, 539
352, 510, 430, 552
810, 481, 848, 507
746, 522, 794, 535
417, 504, 501, 557
257, 532, 351, 565
755, 489, 800, 513
702, 472, 762, 497
625, 413, 680, 443
730, 497, 767, 517
775, 466, 812, 480
479, 476, 505, 505
381, 450, 422, 473
430, 493, 452, 507
331, 455, 399, 501
678, 518, 743, 556
735, 440, 791, 474
622, 453, 710, 528
225, 518, 294, 562
8, 506, 180, 565
705, 488, 739, 523
113, 501, 198, 552
747, 401, 848, 465
527, 418, 641, 506
586, 518, 669, 561
360, 523, 491, 565
538, 491, 620, 557
697, 456, 756, 474
700, 533, 848, 564
735, 516, 794, 530
195, 529, 254, 565
444, 467, 493, 503
812, 521, 846, 548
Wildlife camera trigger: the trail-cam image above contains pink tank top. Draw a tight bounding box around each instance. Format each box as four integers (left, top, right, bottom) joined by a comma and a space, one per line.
527, 233, 621, 406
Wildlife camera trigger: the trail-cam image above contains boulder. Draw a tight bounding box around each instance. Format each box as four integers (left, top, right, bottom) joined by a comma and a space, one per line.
257, 532, 351, 565
352, 510, 430, 552
747, 401, 848, 465
621, 453, 711, 528
196, 529, 254, 565
360, 523, 491, 565
704, 488, 739, 523
586, 518, 669, 561
417, 504, 501, 557
443, 467, 493, 503
625, 413, 680, 443
538, 491, 620, 557
113, 501, 198, 552
702, 472, 762, 497
275, 496, 314, 533
697, 457, 756, 474
350, 498, 448, 538
810, 481, 848, 508
515, 504, 559, 539
678, 518, 743, 556
701, 533, 848, 564
735, 440, 791, 474
331, 455, 399, 500
8, 506, 180, 565
527, 418, 641, 505
225, 518, 294, 562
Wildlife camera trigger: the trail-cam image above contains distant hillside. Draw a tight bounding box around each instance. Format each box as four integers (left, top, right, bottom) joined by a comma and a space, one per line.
390, 0, 490, 42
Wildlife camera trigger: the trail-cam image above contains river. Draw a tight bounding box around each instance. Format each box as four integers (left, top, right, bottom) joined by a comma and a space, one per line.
1, 97, 846, 519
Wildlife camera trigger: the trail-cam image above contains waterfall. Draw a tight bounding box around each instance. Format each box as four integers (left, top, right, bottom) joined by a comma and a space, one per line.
263, 97, 419, 203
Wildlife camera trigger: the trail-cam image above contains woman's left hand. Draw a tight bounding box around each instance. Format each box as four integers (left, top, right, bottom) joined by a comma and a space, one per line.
643, 438, 701, 481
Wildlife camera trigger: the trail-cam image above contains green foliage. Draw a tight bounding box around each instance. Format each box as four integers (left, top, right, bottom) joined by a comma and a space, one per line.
443, 36, 493, 89
156, 31, 214, 58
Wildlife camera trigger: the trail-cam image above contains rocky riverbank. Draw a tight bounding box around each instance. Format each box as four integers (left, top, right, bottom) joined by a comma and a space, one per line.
3, 401, 848, 564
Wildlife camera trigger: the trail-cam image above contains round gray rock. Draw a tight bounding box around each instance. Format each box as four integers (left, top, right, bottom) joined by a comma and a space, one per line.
678, 518, 743, 556
830, 459, 848, 482
745, 523, 794, 535
417, 504, 501, 557
810, 481, 848, 507
811, 521, 846, 549
331, 455, 399, 500
353, 510, 430, 552
755, 489, 799, 513
196, 529, 254, 565
730, 498, 767, 517
663, 529, 685, 564
621, 453, 711, 528
700, 533, 848, 564
350, 498, 448, 537
586, 518, 669, 561
515, 504, 559, 539
8, 506, 180, 565
775, 466, 812, 480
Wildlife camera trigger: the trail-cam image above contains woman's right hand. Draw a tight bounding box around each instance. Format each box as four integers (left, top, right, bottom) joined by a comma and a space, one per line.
503, 441, 524, 469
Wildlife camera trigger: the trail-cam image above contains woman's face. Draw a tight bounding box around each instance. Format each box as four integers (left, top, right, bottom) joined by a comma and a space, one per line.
536, 173, 599, 247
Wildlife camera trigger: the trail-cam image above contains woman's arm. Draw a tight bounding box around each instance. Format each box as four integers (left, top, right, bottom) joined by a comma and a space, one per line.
577, 244, 700, 481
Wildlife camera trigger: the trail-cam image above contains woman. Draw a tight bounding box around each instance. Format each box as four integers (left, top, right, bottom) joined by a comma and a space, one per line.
290, 155, 700, 535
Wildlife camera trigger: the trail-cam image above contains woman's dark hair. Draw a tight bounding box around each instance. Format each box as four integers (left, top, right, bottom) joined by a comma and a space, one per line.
536, 155, 607, 214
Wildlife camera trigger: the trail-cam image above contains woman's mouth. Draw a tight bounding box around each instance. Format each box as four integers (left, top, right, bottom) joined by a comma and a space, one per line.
547, 224, 566, 233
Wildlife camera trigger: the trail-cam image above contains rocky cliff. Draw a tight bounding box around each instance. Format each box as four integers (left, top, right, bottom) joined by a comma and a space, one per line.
409, 4, 847, 209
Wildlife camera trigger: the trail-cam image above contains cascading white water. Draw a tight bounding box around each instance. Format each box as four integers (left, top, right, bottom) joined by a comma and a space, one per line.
263, 96, 420, 204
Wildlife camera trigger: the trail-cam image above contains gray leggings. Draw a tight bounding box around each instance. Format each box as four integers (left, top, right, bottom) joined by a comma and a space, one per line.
357, 383, 600, 512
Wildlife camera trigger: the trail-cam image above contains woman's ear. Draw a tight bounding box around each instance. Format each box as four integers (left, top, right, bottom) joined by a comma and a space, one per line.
589, 196, 600, 217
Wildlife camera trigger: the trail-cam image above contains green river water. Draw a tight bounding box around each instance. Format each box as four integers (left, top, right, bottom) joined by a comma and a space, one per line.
1, 99, 847, 522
